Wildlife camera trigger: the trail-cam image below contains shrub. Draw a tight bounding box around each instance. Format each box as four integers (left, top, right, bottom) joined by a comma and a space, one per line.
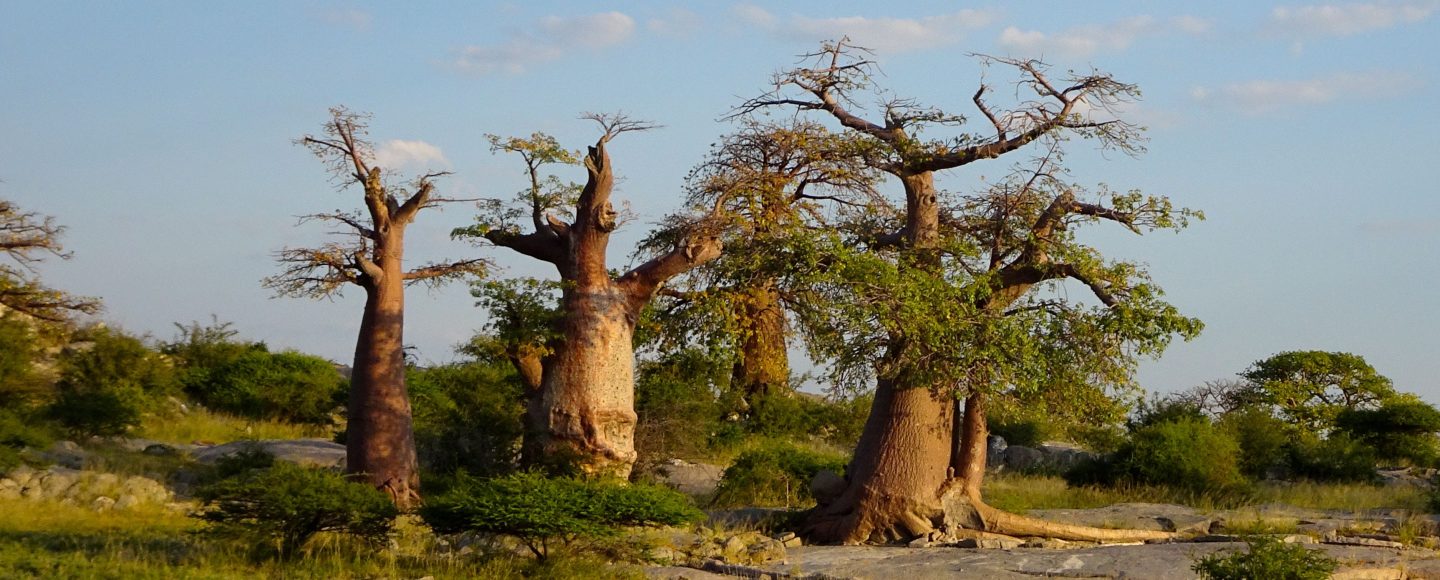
710, 440, 848, 508
634, 348, 727, 460
0, 408, 54, 472
1335, 398, 1440, 467
1288, 432, 1378, 483
408, 361, 524, 476
0, 314, 47, 409
196, 462, 397, 557
1219, 407, 1293, 479
47, 327, 175, 437
420, 471, 703, 560
1070, 417, 1247, 494
190, 350, 346, 424
1191, 535, 1337, 580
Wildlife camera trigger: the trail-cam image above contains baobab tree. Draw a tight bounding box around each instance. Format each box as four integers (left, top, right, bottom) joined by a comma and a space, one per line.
455, 114, 722, 479
264, 108, 486, 507
741, 41, 1201, 544
0, 198, 100, 325
643, 118, 879, 414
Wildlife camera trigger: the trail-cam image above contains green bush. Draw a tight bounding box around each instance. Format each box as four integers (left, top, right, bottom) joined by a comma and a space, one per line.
0, 314, 47, 409
1287, 432, 1378, 483
0, 408, 54, 472
420, 471, 703, 560
1191, 535, 1337, 580
634, 348, 727, 461
710, 440, 849, 508
196, 462, 397, 557
47, 327, 175, 437
408, 361, 524, 477
189, 350, 345, 424
1335, 399, 1440, 467
1069, 417, 1246, 494
1219, 407, 1293, 479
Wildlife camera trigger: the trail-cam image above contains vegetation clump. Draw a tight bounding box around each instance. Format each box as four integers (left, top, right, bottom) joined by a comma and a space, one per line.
420, 471, 703, 560
195, 461, 398, 557
709, 440, 848, 508
1191, 535, 1338, 580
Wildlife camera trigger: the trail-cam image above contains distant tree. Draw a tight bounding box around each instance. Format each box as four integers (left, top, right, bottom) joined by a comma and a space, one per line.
462, 277, 562, 464
1334, 395, 1440, 466
0, 198, 100, 325
455, 114, 723, 478
1241, 351, 1397, 433
263, 108, 486, 508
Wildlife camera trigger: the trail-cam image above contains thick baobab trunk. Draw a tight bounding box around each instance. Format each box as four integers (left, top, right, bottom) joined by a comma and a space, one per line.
347, 259, 421, 508
733, 282, 789, 410
539, 283, 641, 478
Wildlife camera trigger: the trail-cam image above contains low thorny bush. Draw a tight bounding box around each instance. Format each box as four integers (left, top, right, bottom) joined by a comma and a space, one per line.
1191, 535, 1338, 580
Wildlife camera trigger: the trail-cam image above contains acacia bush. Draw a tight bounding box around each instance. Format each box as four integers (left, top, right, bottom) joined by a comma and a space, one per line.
1287, 432, 1378, 483
1334, 399, 1440, 467
1067, 416, 1246, 495
192, 349, 346, 424
196, 461, 397, 557
408, 361, 524, 476
1218, 407, 1294, 480
420, 471, 703, 560
47, 327, 176, 437
709, 440, 848, 508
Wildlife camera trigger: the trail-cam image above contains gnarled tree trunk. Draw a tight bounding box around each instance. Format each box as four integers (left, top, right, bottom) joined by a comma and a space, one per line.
733, 282, 789, 410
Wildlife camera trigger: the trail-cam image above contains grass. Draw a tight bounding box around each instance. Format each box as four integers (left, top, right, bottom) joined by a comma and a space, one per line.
982, 473, 1429, 515
0, 499, 642, 579
136, 408, 331, 445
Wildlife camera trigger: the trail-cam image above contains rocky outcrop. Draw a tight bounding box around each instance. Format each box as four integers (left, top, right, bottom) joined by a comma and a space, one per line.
191, 439, 346, 468
651, 459, 726, 497
986, 436, 1097, 474
0, 464, 173, 510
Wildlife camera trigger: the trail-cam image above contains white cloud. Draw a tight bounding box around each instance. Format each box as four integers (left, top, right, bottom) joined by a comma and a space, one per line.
1172, 15, 1214, 34
734, 6, 997, 53
317, 8, 372, 31
453, 11, 635, 75
1271, 1, 1437, 37
647, 8, 702, 38
1190, 71, 1419, 114
374, 140, 450, 172
997, 16, 1158, 58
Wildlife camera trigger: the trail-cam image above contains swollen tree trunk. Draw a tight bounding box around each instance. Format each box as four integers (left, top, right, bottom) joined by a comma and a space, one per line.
733, 282, 790, 410
485, 123, 722, 478
347, 241, 421, 509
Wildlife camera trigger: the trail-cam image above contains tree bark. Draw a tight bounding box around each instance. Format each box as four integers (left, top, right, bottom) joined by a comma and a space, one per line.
513, 346, 548, 466
539, 282, 642, 478
347, 240, 420, 509
733, 282, 790, 409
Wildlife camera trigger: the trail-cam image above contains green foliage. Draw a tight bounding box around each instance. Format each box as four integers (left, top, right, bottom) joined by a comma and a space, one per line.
1191, 535, 1338, 580
634, 347, 728, 460
1335, 397, 1440, 466
1072, 417, 1246, 495
420, 471, 703, 560
710, 440, 849, 508
1128, 397, 1207, 431
190, 349, 346, 424
47, 327, 175, 437
408, 361, 524, 476
1242, 351, 1397, 432
0, 408, 54, 472
196, 462, 397, 557
1287, 432, 1379, 483
1218, 407, 1294, 479
0, 314, 48, 409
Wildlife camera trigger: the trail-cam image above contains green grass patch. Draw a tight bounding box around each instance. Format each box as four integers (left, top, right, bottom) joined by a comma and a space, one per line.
137, 407, 330, 445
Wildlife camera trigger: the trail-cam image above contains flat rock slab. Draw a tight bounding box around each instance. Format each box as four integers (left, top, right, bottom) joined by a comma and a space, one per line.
741, 542, 1439, 579
1027, 502, 1214, 534
191, 439, 346, 468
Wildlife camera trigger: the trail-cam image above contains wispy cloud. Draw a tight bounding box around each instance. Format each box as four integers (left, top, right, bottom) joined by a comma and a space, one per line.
317, 8, 372, 32
453, 12, 635, 75
374, 140, 450, 172
733, 5, 997, 53
647, 8, 702, 38
1270, 1, 1437, 37
997, 15, 1208, 59
1190, 71, 1419, 114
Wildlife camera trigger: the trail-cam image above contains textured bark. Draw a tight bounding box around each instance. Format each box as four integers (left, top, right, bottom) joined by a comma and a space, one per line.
513, 346, 547, 466
733, 282, 790, 408
540, 283, 641, 477
347, 236, 420, 509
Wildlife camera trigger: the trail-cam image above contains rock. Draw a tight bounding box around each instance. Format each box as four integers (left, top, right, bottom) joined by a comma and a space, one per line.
782, 536, 803, 549
1281, 534, 1316, 544
985, 435, 1007, 469
43, 441, 87, 469
1028, 503, 1212, 534
954, 536, 1023, 549
192, 439, 346, 469
908, 537, 931, 549
652, 459, 725, 496
648, 546, 682, 565
810, 469, 846, 505
643, 565, 734, 579
1324, 535, 1404, 549
115, 494, 141, 510
722, 535, 748, 560
91, 496, 116, 512
0, 478, 19, 500
1001, 445, 1046, 472
142, 444, 178, 456
5, 464, 37, 487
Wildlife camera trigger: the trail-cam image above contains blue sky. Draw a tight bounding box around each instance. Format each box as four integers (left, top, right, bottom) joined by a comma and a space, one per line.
3, 1, 1437, 399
